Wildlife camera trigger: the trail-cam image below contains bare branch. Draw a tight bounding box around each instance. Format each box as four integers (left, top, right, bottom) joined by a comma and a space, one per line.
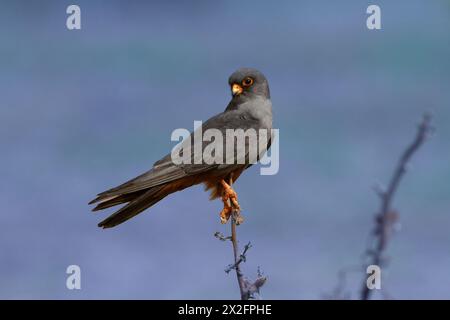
225, 242, 252, 273
360, 113, 433, 300
230, 211, 251, 299
216, 178, 266, 300
214, 231, 232, 242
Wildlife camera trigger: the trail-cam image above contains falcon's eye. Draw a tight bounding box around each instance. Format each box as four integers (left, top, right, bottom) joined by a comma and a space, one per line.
242, 77, 254, 87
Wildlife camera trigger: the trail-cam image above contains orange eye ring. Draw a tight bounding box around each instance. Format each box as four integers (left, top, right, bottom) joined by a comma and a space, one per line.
242, 77, 254, 87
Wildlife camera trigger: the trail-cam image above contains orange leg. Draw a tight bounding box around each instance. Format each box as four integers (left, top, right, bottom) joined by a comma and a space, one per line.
219, 179, 243, 224
220, 180, 241, 210
219, 194, 233, 224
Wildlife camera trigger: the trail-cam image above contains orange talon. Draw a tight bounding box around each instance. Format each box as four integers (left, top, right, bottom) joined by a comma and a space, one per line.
220, 180, 241, 211
219, 179, 243, 224
220, 206, 232, 224
220, 192, 232, 223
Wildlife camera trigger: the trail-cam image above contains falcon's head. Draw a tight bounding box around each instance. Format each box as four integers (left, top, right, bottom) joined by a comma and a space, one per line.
228, 68, 270, 100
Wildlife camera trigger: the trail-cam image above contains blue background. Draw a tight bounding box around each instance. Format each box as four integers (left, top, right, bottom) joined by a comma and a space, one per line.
1, 0, 449, 299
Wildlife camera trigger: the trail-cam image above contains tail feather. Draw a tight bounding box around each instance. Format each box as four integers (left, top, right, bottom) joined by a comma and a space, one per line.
89, 194, 114, 205
92, 174, 198, 229
98, 186, 167, 229
91, 190, 147, 211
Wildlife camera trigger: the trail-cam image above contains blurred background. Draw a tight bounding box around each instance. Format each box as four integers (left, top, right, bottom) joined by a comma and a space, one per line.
0, 0, 449, 299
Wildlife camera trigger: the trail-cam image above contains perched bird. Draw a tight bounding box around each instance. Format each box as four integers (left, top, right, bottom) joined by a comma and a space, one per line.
89, 68, 273, 228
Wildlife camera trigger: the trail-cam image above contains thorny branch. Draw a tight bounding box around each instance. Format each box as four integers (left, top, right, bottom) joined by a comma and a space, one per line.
225, 241, 252, 273
214, 232, 232, 242
360, 113, 433, 300
215, 179, 267, 300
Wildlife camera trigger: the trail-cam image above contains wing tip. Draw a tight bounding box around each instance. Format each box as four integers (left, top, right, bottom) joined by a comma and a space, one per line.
97, 223, 109, 229
89, 194, 119, 206
98, 219, 117, 229
88, 197, 99, 205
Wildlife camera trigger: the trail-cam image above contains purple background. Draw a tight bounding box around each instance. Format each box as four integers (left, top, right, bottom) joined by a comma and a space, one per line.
0, 0, 449, 299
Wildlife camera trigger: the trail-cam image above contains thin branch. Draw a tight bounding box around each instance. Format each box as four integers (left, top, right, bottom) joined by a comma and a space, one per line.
225, 241, 252, 273
360, 113, 433, 300
215, 178, 267, 300
214, 232, 232, 242
230, 211, 249, 299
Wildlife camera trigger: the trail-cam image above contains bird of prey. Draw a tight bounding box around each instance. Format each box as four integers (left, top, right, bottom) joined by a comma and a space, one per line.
89, 68, 273, 228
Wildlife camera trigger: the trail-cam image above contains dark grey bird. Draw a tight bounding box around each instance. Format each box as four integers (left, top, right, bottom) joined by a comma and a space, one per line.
89, 68, 273, 228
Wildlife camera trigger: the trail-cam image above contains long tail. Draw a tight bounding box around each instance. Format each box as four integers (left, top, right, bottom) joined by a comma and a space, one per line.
96, 185, 167, 229
91, 190, 147, 212
92, 178, 193, 229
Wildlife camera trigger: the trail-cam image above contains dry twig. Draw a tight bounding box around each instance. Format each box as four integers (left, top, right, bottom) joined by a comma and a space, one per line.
360, 113, 433, 300
216, 178, 267, 300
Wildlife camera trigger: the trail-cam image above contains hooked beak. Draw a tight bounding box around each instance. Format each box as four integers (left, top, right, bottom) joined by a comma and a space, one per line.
232, 83, 243, 96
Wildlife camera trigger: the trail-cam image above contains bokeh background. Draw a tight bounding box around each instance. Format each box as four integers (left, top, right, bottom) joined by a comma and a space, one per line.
1, 0, 449, 299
